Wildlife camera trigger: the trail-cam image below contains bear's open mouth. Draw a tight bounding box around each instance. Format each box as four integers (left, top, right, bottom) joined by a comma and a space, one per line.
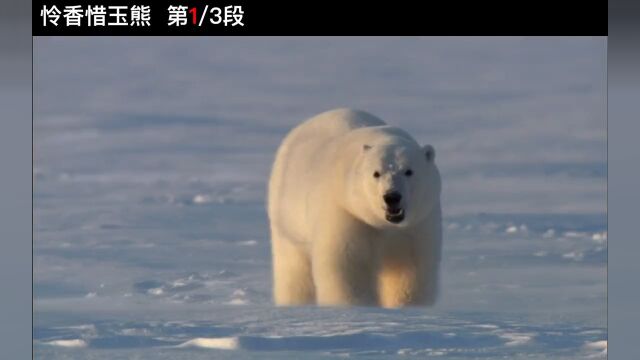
385, 207, 405, 223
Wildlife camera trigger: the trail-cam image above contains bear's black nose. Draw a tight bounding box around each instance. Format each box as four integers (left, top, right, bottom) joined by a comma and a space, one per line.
383, 191, 402, 206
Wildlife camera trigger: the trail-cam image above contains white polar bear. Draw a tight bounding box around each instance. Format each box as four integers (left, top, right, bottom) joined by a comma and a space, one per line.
268, 108, 442, 308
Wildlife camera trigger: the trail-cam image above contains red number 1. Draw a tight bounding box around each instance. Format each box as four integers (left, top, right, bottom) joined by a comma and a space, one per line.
188, 7, 197, 25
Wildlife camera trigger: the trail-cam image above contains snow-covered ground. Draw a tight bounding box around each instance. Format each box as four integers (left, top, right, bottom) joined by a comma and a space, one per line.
34, 37, 606, 359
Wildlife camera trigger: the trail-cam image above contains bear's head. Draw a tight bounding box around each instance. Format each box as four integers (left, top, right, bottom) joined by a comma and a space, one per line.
345, 130, 441, 229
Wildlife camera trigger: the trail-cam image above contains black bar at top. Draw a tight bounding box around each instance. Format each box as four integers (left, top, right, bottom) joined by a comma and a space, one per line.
33, 0, 607, 36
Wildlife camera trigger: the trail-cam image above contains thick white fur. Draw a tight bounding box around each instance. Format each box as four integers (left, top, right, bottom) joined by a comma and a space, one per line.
268, 108, 442, 308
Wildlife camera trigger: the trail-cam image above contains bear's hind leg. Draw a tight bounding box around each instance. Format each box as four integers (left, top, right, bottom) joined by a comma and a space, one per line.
271, 232, 315, 306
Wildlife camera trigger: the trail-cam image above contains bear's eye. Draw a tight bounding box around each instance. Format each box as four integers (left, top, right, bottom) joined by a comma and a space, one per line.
405, 169, 413, 177
373, 171, 381, 179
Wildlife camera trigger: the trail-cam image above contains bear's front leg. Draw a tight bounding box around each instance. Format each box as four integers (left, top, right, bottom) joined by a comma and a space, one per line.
377, 240, 439, 308
311, 220, 378, 306
378, 207, 442, 308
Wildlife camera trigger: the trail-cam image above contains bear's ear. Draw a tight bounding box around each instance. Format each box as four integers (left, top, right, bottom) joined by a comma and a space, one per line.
423, 144, 435, 162
363, 144, 373, 152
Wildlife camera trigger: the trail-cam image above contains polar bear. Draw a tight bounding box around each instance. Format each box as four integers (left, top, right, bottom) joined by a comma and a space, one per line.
268, 108, 442, 308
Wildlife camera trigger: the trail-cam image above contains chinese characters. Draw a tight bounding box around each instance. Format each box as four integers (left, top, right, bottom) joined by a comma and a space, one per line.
40, 4, 245, 28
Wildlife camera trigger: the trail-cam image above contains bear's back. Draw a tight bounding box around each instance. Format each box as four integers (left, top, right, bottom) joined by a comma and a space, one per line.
287, 108, 386, 143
